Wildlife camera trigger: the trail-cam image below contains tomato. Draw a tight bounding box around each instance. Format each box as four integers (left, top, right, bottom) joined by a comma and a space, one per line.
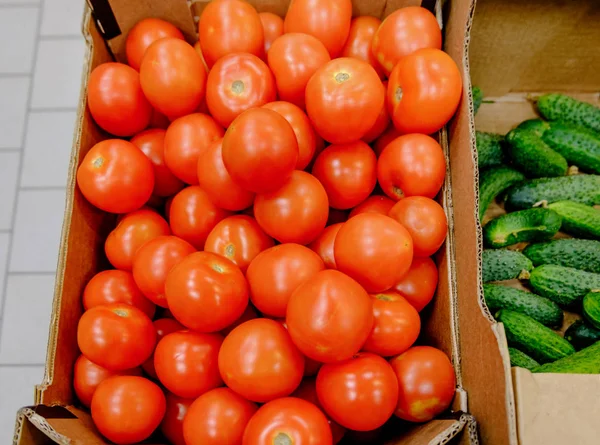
393, 256, 439, 311
169, 186, 232, 250
267, 33, 330, 109
73, 355, 142, 408
198, 0, 264, 68
377, 134, 446, 200
154, 330, 224, 398
161, 392, 192, 445
387, 48, 462, 134
218, 318, 305, 402
390, 346, 456, 422
164, 113, 224, 185
348, 195, 395, 219
140, 38, 206, 119
183, 387, 257, 445
306, 58, 385, 144
221, 304, 258, 337
142, 318, 185, 379
197, 138, 255, 211
275, 319, 323, 378
308, 223, 342, 269
83, 270, 155, 319
341, 16, 385, 79
373, 126, 401, 156
362, 292, 420, 357
389, 196, 448, 257
284, 0, 352, 58
149, 108, 171, 129
77, 139, 154, 214
362, 85, 390, 143
126, 18, 184, 71
193, 42, 209, 73
311, 141, 377, 210
286, 270, 373, 363
259, 12, 283, 55
105, 209, 171, 271
222, 108, 298, 194
77, 304, 156, 371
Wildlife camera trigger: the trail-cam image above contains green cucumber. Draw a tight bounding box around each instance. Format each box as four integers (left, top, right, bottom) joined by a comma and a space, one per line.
479, 167, 526, 220
583, 292, 600, 329
547, 201, 600, 240
472, 86, 483, 114
532, 340, 600, 374
505, 174, 600, 210
482, 249, 532, 282
537, 93, 600, 133
496, 309, 575, 364
528, 265, 600, 306
508, 347, 540, 370
482, 208, 562, 248
515, 119, 550, 137
505, 128, 567, 178
523, 239, 600, 273
565, 320, 600, 351
542, 121, 600, 174
484, 284, 563, 327
476, 132, 505, 169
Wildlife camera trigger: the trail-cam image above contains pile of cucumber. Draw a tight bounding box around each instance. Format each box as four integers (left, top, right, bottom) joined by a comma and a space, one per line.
475, 91, 600, 373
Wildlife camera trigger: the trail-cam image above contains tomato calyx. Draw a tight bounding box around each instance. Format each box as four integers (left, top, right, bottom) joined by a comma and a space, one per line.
225, 244, 236, 258
274, 432, 293, 445
374, 293, 396, 302
392, 185, 405, 199
395, 86, 403, 103
93, 157, 105, 169
113, 308, 129, 317
334, 72, 350, 84
231, 80, 245, 95
211, 263, 225, 273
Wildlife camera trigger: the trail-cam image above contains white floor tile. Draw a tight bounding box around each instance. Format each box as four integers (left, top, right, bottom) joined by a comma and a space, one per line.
0, 7, 39, 73
40, 0, 84, 36
9, 189, 65, 272
21, 111, 75, 187
0, 77, 29, 149
0, 233, 9, 317
0, 152, 20, 230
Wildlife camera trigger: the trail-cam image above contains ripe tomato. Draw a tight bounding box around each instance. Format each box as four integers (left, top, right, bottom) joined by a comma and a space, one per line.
77, 304, 156, 371
377, 134, 446, 200
276, 319, 323, 378
259, 12, 283, 54
316, 353, 399, 431
362, 292, 420, 357
362, 87, 390, 143
91, 376, 165, 445
140, 38, 206, 119
390, 346, 456, 422
267, 33, 330, 109
183, 387, 257, 445
387, 48, 462, 134
284, 0, 352, 58
221, 304, 258, 337
222, 108, 298, 194
161, 392, 192, 445
164, 113, 224, 185
193, 42, 210, 73
149, 107, 171, 129
308, 223, 342, 269
142, 318, 185, 379
341, 16, 385, 79
373, 126, 401, 156
154, 330, 224, 398
198, 0, 264, 68
389, 196, 448, 257
218, 319, 305, 402
306, 58, 385, 144
169, 186, 232, 250
286, 270, 373, 363
126, 18, 184, 71
348, 195, 395, 219
77, 139, 154, 214
312, 141, 377, 210
393, 256, 439, 311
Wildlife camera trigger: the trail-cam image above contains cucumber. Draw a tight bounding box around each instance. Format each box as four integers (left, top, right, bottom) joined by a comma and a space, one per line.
479, 167, 526, 220
496, 309, 575, 364
532, 340, 600, 374
537, 93, 600, 133
515, 119, 550, 137
476, 132, 505, 169
523, 239, 600, 273
482, 208, 562, 248
482, 249, 533, 282
472, 86, 483, 114
542, 121, 600, 174
565, 319, 600, 351
508, 347, 540, 370
484, 283, 563, 327
528, 265, 600, 306
505, 174, 600, 210
583, 292, 600, 329
505, 128, 568, 178
547, 201, 600, 240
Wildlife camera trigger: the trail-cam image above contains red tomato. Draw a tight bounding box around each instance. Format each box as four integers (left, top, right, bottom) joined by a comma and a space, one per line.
154, 330, 224, 398
334, 213, 413, 293
193, 42, 210, 73
341, 16, 385, 79
316, 353, 399, 431
140, 38, 206, 119
221, 304, 259, 337
306, 58, 385, 144
267, 33, 330, 109
91, 376, 165, 445
77, 139, 154, 214
259, 12, 283, 55
161, 392, 193, 445
183, 387, 258, 445
222, 108, 298, 194
275, 319, 323, 378
218, 319, 305, 402
198, 0, 264, 68
348, 195, 395, 219
286, 270, 373, 363
312, 141, 377, 210
308, 223, 342, 269
387, 48, 462, 134
393, 256, 439, 311
77, 304, 156, 371
362, 91, 390, 143
284, 0, 352, 58
373, 126, 401, 156
142, 318, 185, 379
149, 108, 171, 129
390, 346, 456, 422
377, 134, 446, 200
126, 18, 184, 71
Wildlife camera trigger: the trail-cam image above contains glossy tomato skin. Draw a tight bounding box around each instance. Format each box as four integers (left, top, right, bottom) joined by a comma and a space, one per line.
373, 126, 401, 156
183, 387, 258, 445
218, 318, 305, 403
341, 16, 385, 79
160, 392, 193, 445
316, 353, 399, 431
77, 139, 154, 214
286, 270, 374, 363
221, 304, 258, 337
308, 223, 343, 269
306, 58, 385, 144
362, 90, 390, 144
126, 18, 184, 71
387, 48, 462, 134
390, 346, 456, 422
142, 318, 185, 379
259, 12, 283, 55
348, 195, 395, 219
312, 141, 377, 210
393, 256, 438, 311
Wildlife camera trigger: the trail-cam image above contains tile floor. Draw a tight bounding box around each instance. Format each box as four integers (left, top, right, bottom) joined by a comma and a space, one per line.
0, 0, 85, 442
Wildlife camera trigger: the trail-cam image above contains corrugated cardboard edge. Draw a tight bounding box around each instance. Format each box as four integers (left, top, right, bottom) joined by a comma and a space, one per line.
13, 408, 71, 445
431, 414, 478, 445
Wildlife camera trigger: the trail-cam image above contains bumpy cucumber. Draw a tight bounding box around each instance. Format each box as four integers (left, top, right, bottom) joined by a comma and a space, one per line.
565, 319, 600, 351
482, 249, 532, 282
583, 292, 600, 330
483, 208, 562, 248
547, 201, 600, 240
523, 239, 600, 273
542, 121, 600, 174
479, 167, 526, 220
508, 347, 540, 370
515, 119, 550, 137
528, 265, 600, 306
472, 86, 483, 115
505, 128, 567, 178
476, 132, 505, 169
532, 340, 600, 374
537, 93, 600, 133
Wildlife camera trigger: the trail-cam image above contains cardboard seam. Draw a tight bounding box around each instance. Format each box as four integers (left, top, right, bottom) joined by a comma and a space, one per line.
13, 408, 71, 445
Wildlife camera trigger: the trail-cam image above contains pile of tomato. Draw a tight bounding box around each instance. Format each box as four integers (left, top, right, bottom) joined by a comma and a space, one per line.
73, 0, 462, 444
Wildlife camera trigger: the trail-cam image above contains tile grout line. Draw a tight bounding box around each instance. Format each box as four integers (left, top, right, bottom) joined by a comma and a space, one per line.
0, 3, 39, 8
0, 363, 46, 368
